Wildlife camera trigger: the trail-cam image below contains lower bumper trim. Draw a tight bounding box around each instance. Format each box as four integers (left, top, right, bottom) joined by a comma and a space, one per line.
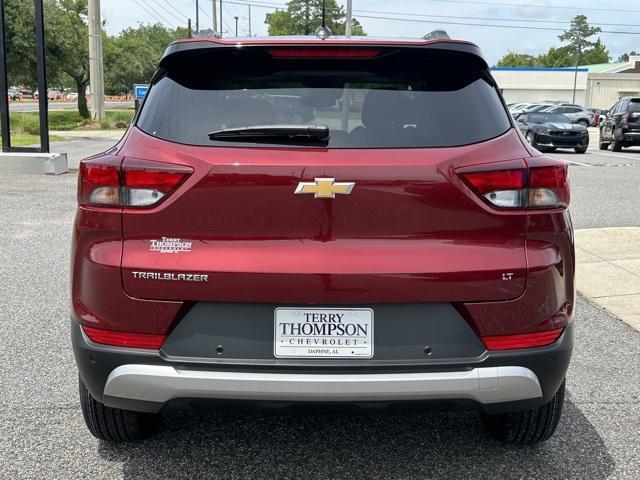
103, 365, 542, 408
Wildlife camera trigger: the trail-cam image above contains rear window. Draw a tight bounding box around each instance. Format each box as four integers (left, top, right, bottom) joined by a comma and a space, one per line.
137, 47, 511, 148
629, 99, 640, 113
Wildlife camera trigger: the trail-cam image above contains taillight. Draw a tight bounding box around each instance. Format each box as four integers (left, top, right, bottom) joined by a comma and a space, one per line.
622, 112, 629, 123
457, 163, 569, 209
123, 159, 193, 207
482, 327, 563, 350
82, 325, 166, 349
78, 156, 193, 208
267, 48, 382, 59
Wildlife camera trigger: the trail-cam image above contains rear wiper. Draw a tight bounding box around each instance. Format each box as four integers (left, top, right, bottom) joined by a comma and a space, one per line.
208, 125, 330, 143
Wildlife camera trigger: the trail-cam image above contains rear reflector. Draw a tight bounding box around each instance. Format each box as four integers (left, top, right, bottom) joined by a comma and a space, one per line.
82, 325, 166, 349
482, 328, 563, 351
267, 48, 382, 59
458, 163, 569, 209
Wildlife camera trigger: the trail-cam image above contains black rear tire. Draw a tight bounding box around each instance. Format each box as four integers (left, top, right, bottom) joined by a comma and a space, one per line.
575, 146, 587, 154
612, 139, 623, 152
79, 376, 159, 442
481, 380, 565, 446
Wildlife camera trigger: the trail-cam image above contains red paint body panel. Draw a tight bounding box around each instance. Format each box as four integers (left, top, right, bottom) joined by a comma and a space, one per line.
118, 128, 529, 304
71, 39, 575, 341
71, 127, 575, 337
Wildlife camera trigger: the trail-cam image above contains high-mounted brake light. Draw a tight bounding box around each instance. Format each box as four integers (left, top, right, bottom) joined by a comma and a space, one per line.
457, 163, 569, 209
482, 328, 563, 351
267, 48, 382, 59
78, 156, 193, 208
82, 325, 166, 349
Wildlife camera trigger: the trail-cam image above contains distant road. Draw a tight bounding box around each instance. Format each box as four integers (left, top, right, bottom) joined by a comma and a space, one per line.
8, 101, 134, 112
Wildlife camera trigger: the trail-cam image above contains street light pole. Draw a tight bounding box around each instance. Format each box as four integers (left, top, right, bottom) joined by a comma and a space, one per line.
88, 0, 105, 121
346, 0, 352, 37
212, 0, 217, 34
195, 0, 199, 33
219, 0, 223, 37
572, 46, 580, 104
234, 16, 238, 37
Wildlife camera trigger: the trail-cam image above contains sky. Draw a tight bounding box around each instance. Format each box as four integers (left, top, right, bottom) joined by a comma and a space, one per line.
100, 0, 640, 65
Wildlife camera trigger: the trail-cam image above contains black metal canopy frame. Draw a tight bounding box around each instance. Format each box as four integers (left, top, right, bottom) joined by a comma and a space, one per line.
0, 0, 49, 153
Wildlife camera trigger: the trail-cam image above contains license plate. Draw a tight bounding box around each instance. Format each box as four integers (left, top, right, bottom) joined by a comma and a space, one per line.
274, 308, 373, 358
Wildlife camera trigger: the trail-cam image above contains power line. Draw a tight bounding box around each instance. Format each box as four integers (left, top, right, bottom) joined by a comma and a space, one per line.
424, 0, 640, 14
139, 0, 177, 27
147, 0, 188, 24
355, 13, 640, 36
161, 0, 189, 21
351, 9, 640, 29
199, 6, 212, 20
195, 0, 640, 36
133, 0, 175, 27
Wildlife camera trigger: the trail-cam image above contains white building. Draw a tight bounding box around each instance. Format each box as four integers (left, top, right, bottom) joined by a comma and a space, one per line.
490, 56, 640, 109
491, 67, 589, 106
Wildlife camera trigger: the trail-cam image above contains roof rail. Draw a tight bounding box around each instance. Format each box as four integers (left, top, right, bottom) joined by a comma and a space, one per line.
423, 30, 450, 40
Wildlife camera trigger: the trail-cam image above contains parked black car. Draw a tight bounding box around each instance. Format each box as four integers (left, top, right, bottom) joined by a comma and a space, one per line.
516, 112, 589, 153
599, 96, 640, 151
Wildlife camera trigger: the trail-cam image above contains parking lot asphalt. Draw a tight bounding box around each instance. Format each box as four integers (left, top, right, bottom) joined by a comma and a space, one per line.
551, 133, 640, 229
0, 146, 639, 478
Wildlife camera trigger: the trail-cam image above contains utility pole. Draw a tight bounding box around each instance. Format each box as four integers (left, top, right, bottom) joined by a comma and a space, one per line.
195, 0, 199, 34
212, 0, 218, 34
88, 0, 105, 121
234, 16, 238, 37
572, 45, 580, 104
219, 0, 223, 37
248, 5, 251, 36
346, 0, 352, 37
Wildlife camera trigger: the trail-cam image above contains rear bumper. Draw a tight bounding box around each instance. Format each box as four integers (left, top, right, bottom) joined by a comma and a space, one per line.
103, 364, 541, 409
72, 320, 573, 414
622, 131, 640, 144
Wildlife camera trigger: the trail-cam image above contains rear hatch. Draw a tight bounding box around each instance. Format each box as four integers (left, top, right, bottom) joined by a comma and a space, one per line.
627, 98, 640, 128
119, 42, 528, 303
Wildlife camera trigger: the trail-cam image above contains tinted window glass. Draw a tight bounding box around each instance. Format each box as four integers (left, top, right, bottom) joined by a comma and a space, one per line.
628, 99, 640, 113
138, 51, 510, 148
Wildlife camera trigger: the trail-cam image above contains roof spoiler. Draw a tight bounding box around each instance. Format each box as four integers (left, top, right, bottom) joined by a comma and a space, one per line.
423, 30, 450, 40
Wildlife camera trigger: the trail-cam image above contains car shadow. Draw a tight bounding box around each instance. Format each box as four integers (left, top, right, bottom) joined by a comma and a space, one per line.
98, 395, 614, 479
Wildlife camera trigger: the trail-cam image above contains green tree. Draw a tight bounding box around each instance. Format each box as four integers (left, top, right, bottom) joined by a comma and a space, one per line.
104, 24, 188, 94
3, 0, 37, 86
45, 0, 91, 118
536, 46, 574, 67
497, 16, 609, 68
558, 15, 602, 67
579, 38, 609, 65
496, 52, 538, 67
617, 51, 639, 62
265, 0, 366, 36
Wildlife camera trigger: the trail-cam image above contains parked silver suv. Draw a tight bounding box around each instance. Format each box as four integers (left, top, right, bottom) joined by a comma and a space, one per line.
543, 105, 593, 127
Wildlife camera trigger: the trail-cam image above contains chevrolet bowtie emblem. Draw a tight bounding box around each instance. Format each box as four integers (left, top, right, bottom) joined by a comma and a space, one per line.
294, 178, 355, 199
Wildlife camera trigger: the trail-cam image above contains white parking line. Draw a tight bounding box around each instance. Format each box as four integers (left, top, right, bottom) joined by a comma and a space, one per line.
564, 159, 593, 167
590, 151, 640, 160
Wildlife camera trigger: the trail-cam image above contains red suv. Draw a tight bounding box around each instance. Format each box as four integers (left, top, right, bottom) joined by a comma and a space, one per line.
72, 35, 574, 445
